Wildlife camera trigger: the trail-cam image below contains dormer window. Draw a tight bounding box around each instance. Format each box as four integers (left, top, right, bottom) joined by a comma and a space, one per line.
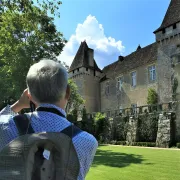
86, 68, 88, 71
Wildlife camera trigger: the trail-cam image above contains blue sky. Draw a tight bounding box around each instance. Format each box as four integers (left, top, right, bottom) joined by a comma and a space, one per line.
56, 0, 170, 68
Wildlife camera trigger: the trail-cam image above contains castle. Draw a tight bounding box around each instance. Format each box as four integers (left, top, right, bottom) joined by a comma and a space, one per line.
69, 0, 180, 139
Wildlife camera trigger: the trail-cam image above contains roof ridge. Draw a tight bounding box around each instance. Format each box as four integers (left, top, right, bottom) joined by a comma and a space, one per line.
103, 42, 156, 70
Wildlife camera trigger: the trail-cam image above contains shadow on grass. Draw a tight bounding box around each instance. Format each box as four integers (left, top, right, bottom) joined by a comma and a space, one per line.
92, 148, 145, 168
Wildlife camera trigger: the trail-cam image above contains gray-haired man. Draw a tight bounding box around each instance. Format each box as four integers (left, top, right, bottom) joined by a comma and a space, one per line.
0, 60, 98, 180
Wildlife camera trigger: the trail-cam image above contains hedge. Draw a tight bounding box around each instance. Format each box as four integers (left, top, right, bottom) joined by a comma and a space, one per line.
177, 143, 180, 149
132, 142, 156, 147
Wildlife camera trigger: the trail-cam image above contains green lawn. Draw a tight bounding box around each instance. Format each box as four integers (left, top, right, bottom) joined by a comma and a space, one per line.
86, 145, 180, 180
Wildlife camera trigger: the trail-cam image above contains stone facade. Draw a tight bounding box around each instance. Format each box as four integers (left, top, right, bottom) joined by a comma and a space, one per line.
69, 67, 102, 113
100, 63, 158, 112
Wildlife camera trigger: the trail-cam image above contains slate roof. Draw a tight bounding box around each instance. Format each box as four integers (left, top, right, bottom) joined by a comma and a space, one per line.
154, 0, 180, 33
101, 42, 157, 81
69, 41, 102, 72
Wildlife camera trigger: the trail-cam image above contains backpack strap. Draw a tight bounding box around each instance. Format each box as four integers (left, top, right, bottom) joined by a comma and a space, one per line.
61, 124, 82, 139
13, 114, 35, 136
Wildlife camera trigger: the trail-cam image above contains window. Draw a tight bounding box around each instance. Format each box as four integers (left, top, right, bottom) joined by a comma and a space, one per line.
119, 106, 123, 113
173, 24, 177, 29
131, 104, 137, 114
149, 65, 156, 81
86, 68, 88, 71
131, 71, 136, 87
77, 68, 79, 72
117, 76, 123, 91
105, 82, 110, 95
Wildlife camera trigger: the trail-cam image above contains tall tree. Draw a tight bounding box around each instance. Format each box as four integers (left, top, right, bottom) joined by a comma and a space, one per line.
0, 0, 66, 102
66, 79, 85, 113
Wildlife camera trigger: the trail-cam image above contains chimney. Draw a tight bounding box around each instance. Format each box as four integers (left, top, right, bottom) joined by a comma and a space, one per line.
118, 56, 124, 61
137, 45, 141, 51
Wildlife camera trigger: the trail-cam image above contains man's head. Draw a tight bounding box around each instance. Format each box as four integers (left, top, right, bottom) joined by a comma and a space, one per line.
26, 59, 70, 108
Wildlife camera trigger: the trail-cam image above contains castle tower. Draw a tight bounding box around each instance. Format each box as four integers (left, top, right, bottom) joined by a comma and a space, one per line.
154, 0, 180, 140
69, 41, 102, 113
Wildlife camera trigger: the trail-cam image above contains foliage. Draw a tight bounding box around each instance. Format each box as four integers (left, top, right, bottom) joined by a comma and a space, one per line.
94, 112, 110, 141
109, 140, 117, 145
137, 112, 158, 142
67, 109, 78, 124
94, 112, 106, 122
172, 77, 178, 94
108, 141, 156, 147
147, 88, 158, 105
177, 143, 180, 149
112, 116, 129, 141
132, 142, 156, 147
66, 79, 85, 113
115, 141, 127, 145
0, 0, 66, 102
81, 107, 94, 134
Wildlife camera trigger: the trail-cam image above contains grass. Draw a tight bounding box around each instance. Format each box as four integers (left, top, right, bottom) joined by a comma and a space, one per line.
86, 145, 180, 180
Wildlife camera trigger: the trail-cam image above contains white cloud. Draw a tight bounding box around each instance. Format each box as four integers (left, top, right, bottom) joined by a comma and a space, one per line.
58, 15, 125, 69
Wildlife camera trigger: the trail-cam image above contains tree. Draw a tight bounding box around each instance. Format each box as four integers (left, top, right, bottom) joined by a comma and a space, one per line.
0, 0, 66, 102
94, 112, 110, 141
66, 79, 85, 113
147, 88, 158, 105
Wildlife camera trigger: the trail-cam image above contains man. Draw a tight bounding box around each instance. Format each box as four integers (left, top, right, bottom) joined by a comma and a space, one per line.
0, 59, 98, 180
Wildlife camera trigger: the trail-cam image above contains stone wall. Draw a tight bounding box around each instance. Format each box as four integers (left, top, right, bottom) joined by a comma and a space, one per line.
156, 24, 180, 141
118, 110, 176, 147
126, 116, 138, 145
156, 112, 176, 148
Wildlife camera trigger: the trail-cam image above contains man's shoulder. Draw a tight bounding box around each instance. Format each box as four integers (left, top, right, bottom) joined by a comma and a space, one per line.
74, 130, 98, 149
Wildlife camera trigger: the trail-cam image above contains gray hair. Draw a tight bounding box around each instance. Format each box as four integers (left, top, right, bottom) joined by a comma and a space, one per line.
26, 59, 68, 104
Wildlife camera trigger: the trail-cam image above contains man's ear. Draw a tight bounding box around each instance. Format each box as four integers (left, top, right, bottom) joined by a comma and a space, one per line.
65, 84, 71, 100
27, 90, 38, 107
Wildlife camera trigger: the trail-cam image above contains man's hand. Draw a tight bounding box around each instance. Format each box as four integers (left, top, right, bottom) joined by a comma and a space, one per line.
11, 89, 30, 113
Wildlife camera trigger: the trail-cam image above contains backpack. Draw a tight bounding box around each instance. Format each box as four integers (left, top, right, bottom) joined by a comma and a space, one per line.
0, 107, 82, 180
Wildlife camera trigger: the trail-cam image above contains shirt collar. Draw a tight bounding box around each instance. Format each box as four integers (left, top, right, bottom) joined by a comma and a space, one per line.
37, 104, 67, 117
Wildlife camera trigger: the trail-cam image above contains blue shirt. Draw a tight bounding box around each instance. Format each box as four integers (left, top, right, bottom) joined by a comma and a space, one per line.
0, 104, 98, 180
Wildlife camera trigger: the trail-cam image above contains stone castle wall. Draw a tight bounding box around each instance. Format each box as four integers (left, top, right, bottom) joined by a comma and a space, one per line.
69, 67, 101, 113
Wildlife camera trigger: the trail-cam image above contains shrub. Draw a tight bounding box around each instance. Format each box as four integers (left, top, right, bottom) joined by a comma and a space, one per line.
116, 141, 126, 145
132, 142, 156, 147
110, 140, 117, 145
94, 112, 110, 141
112, 116, 129, 141
137, 112, 158, 142
177, 143, 180, 149
147, 88, 158, 105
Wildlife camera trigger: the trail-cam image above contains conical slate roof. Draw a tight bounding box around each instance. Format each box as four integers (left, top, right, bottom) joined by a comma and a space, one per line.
69, 41, 102, 72
154, 0, 180, 33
